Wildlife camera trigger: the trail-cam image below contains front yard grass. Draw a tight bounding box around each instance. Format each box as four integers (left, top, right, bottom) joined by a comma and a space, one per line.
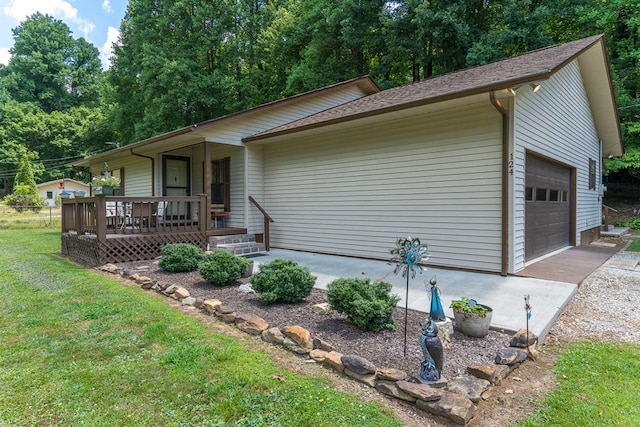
0, 228, 401, 426
523, 341, 640, 426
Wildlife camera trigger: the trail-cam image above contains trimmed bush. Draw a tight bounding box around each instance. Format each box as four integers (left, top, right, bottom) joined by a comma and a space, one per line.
326, 278, 400, 332
250, 258, 316, 304
158, 243, 204, 272
198, 250, 250, 286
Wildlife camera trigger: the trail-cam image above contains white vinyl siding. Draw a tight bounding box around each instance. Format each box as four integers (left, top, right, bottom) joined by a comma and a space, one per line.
90, 156, 152, 196
204, 86, 370, 146
262, 103, 504, 272
512, 60, 601, 271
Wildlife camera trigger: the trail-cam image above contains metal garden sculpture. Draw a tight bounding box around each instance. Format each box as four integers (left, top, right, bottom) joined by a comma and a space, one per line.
427, 277, 446, 322
390, 236, 429, 356
419, 319, 443, 381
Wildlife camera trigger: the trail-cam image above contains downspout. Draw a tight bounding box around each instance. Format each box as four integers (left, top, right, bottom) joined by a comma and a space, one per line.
130, 149, 155, 195
490, 91, 509, 276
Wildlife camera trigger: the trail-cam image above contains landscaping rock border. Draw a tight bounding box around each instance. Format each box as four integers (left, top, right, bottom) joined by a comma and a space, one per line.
98, 263, 539, 426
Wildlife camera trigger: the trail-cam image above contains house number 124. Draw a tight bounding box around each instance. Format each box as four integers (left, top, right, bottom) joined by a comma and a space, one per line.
508, 153, 514, 175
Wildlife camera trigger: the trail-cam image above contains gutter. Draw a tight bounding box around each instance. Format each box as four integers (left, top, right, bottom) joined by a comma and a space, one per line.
130, 149, 155, 195
489, 91, 510, 276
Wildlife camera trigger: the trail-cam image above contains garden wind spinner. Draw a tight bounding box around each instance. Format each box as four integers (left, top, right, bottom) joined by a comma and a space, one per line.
390, 236, 429, 356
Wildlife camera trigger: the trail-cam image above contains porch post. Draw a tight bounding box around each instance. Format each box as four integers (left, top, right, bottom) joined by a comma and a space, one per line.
198, 194, 207, 237
204, 142, 212, 232
95, 195, 107, 243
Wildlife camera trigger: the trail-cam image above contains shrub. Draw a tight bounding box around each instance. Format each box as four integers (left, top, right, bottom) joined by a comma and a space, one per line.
326, 278, 400, 332
198, 250, 250, 286
158, 243, 204, 272
250, 258, 316, 304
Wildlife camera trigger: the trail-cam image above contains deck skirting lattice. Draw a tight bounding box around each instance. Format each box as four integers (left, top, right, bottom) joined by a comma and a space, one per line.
62, 233, 206, 266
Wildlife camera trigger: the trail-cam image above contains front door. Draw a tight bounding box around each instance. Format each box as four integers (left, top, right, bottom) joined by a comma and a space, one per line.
163, 155, 191, 219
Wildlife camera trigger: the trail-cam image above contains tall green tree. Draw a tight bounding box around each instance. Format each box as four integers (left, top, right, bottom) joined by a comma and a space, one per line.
1, 13, 102, 113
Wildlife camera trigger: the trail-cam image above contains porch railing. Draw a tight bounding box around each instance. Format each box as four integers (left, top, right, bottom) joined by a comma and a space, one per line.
249, 195, 274, 251
61, 195, 207, 242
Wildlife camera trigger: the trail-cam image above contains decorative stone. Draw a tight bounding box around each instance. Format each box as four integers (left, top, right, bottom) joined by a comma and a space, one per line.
215, 305, 236, 323
344, 368, 377, 387
203, 299, 222, 314
98, 263, 120, 274
173, 287, 190, 299
467, 364, 510, 386
260, 328, 283, 345
510, 328, 538, 348
235, 313, 269, 335
309, 349, 329, 362
311, 303, 331, 314
237, 284, 255, 294
376, 381, 416, 402
527, 344, 540, 361
324, 351, 344, 373
435, 318, 453, 349
134, 275, 153, 285
141, 280, 155, 289
417, 390, 476, 426
341, 354, 376, 375
163, 284, 178, 295
495, 348, 528, 366
181, 296, 196, 306
283, 337, 310, 354
396, 380, 442, 402
414, 375, 448, 388
193, 298, 205, 309
282, 325, 311, 349
312, 337, 335, 352
447, 376, 491, 403
377, 367, 408, 382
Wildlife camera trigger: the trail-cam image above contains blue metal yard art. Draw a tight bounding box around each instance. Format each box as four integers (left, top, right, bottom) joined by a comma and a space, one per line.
390, 236, 429, 356
427, 278, 446, 322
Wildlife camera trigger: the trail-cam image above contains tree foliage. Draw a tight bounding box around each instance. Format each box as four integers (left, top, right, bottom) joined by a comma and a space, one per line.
3, 1, 640, 181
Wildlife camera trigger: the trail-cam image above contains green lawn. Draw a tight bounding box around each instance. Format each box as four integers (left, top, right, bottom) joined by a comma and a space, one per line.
0, 227, 402, 426
522, 342, 640, 426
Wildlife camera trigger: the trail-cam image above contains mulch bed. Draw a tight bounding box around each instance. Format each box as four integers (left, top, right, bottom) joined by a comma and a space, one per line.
116, 259, 511, 380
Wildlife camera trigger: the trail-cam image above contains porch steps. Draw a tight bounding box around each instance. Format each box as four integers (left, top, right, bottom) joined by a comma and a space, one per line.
209, 234, 267, 256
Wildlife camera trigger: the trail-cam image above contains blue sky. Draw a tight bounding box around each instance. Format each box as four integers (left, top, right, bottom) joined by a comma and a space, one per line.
0, 0, 128, 69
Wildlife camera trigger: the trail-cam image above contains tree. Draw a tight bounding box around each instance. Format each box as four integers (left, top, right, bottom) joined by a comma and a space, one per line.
1, 13, 102, 113
3, 154, 44, 212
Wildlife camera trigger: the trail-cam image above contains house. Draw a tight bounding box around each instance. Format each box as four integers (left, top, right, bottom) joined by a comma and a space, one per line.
66, 34, 622, 274
38, 178, 90, 206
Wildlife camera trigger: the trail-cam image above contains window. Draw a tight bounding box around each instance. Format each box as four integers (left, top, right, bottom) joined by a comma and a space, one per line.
211, 157, 230, 211
46, 191, 53, 199
588, 158, 596, 190
536, 188, 548, 201
525, 187, 533, 201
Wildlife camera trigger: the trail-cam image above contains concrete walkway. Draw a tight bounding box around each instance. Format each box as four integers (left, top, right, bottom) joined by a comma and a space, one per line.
252, 244, 620, 341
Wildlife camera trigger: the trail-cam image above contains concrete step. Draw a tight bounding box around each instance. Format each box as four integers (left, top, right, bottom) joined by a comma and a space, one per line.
208, 234, 267, 256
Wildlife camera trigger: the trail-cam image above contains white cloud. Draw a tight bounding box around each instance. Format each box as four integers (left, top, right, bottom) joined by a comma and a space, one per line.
0, 47, 10, 65
4, 0, 95, 38
101, 26, 120, 69
102, 0, 113, 14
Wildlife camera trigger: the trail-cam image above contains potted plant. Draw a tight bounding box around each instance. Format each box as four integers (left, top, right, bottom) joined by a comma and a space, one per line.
450, 297, 493, 338
92, 172, 120, 195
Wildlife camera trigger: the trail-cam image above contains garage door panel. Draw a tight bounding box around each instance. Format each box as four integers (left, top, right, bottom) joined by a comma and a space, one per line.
525, 155, 571, 261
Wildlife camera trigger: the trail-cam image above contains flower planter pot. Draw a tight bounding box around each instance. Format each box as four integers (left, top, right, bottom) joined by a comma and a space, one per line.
241, 260, 254, 278
101, 186, 114, 195
453, 305, 493, 338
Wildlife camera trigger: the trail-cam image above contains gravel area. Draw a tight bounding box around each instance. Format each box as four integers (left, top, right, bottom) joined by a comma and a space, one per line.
547, 250, 640, 344
117, 259, 511, 381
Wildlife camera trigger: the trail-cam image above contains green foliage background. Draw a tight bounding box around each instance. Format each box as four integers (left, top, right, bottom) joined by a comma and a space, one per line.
1, 1, 640, 190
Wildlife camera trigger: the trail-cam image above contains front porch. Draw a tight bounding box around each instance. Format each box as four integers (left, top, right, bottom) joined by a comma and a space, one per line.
61, 195, 266, 266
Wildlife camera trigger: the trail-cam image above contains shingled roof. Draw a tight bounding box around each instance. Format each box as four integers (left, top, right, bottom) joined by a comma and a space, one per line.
245, 34, 608, 142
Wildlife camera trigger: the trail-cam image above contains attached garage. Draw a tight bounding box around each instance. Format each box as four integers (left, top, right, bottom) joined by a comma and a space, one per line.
525, 154, 573, 261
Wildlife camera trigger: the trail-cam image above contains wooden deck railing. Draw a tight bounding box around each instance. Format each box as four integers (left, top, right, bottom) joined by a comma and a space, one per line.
62, 195, 207, 242
249, 195, 274, 250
